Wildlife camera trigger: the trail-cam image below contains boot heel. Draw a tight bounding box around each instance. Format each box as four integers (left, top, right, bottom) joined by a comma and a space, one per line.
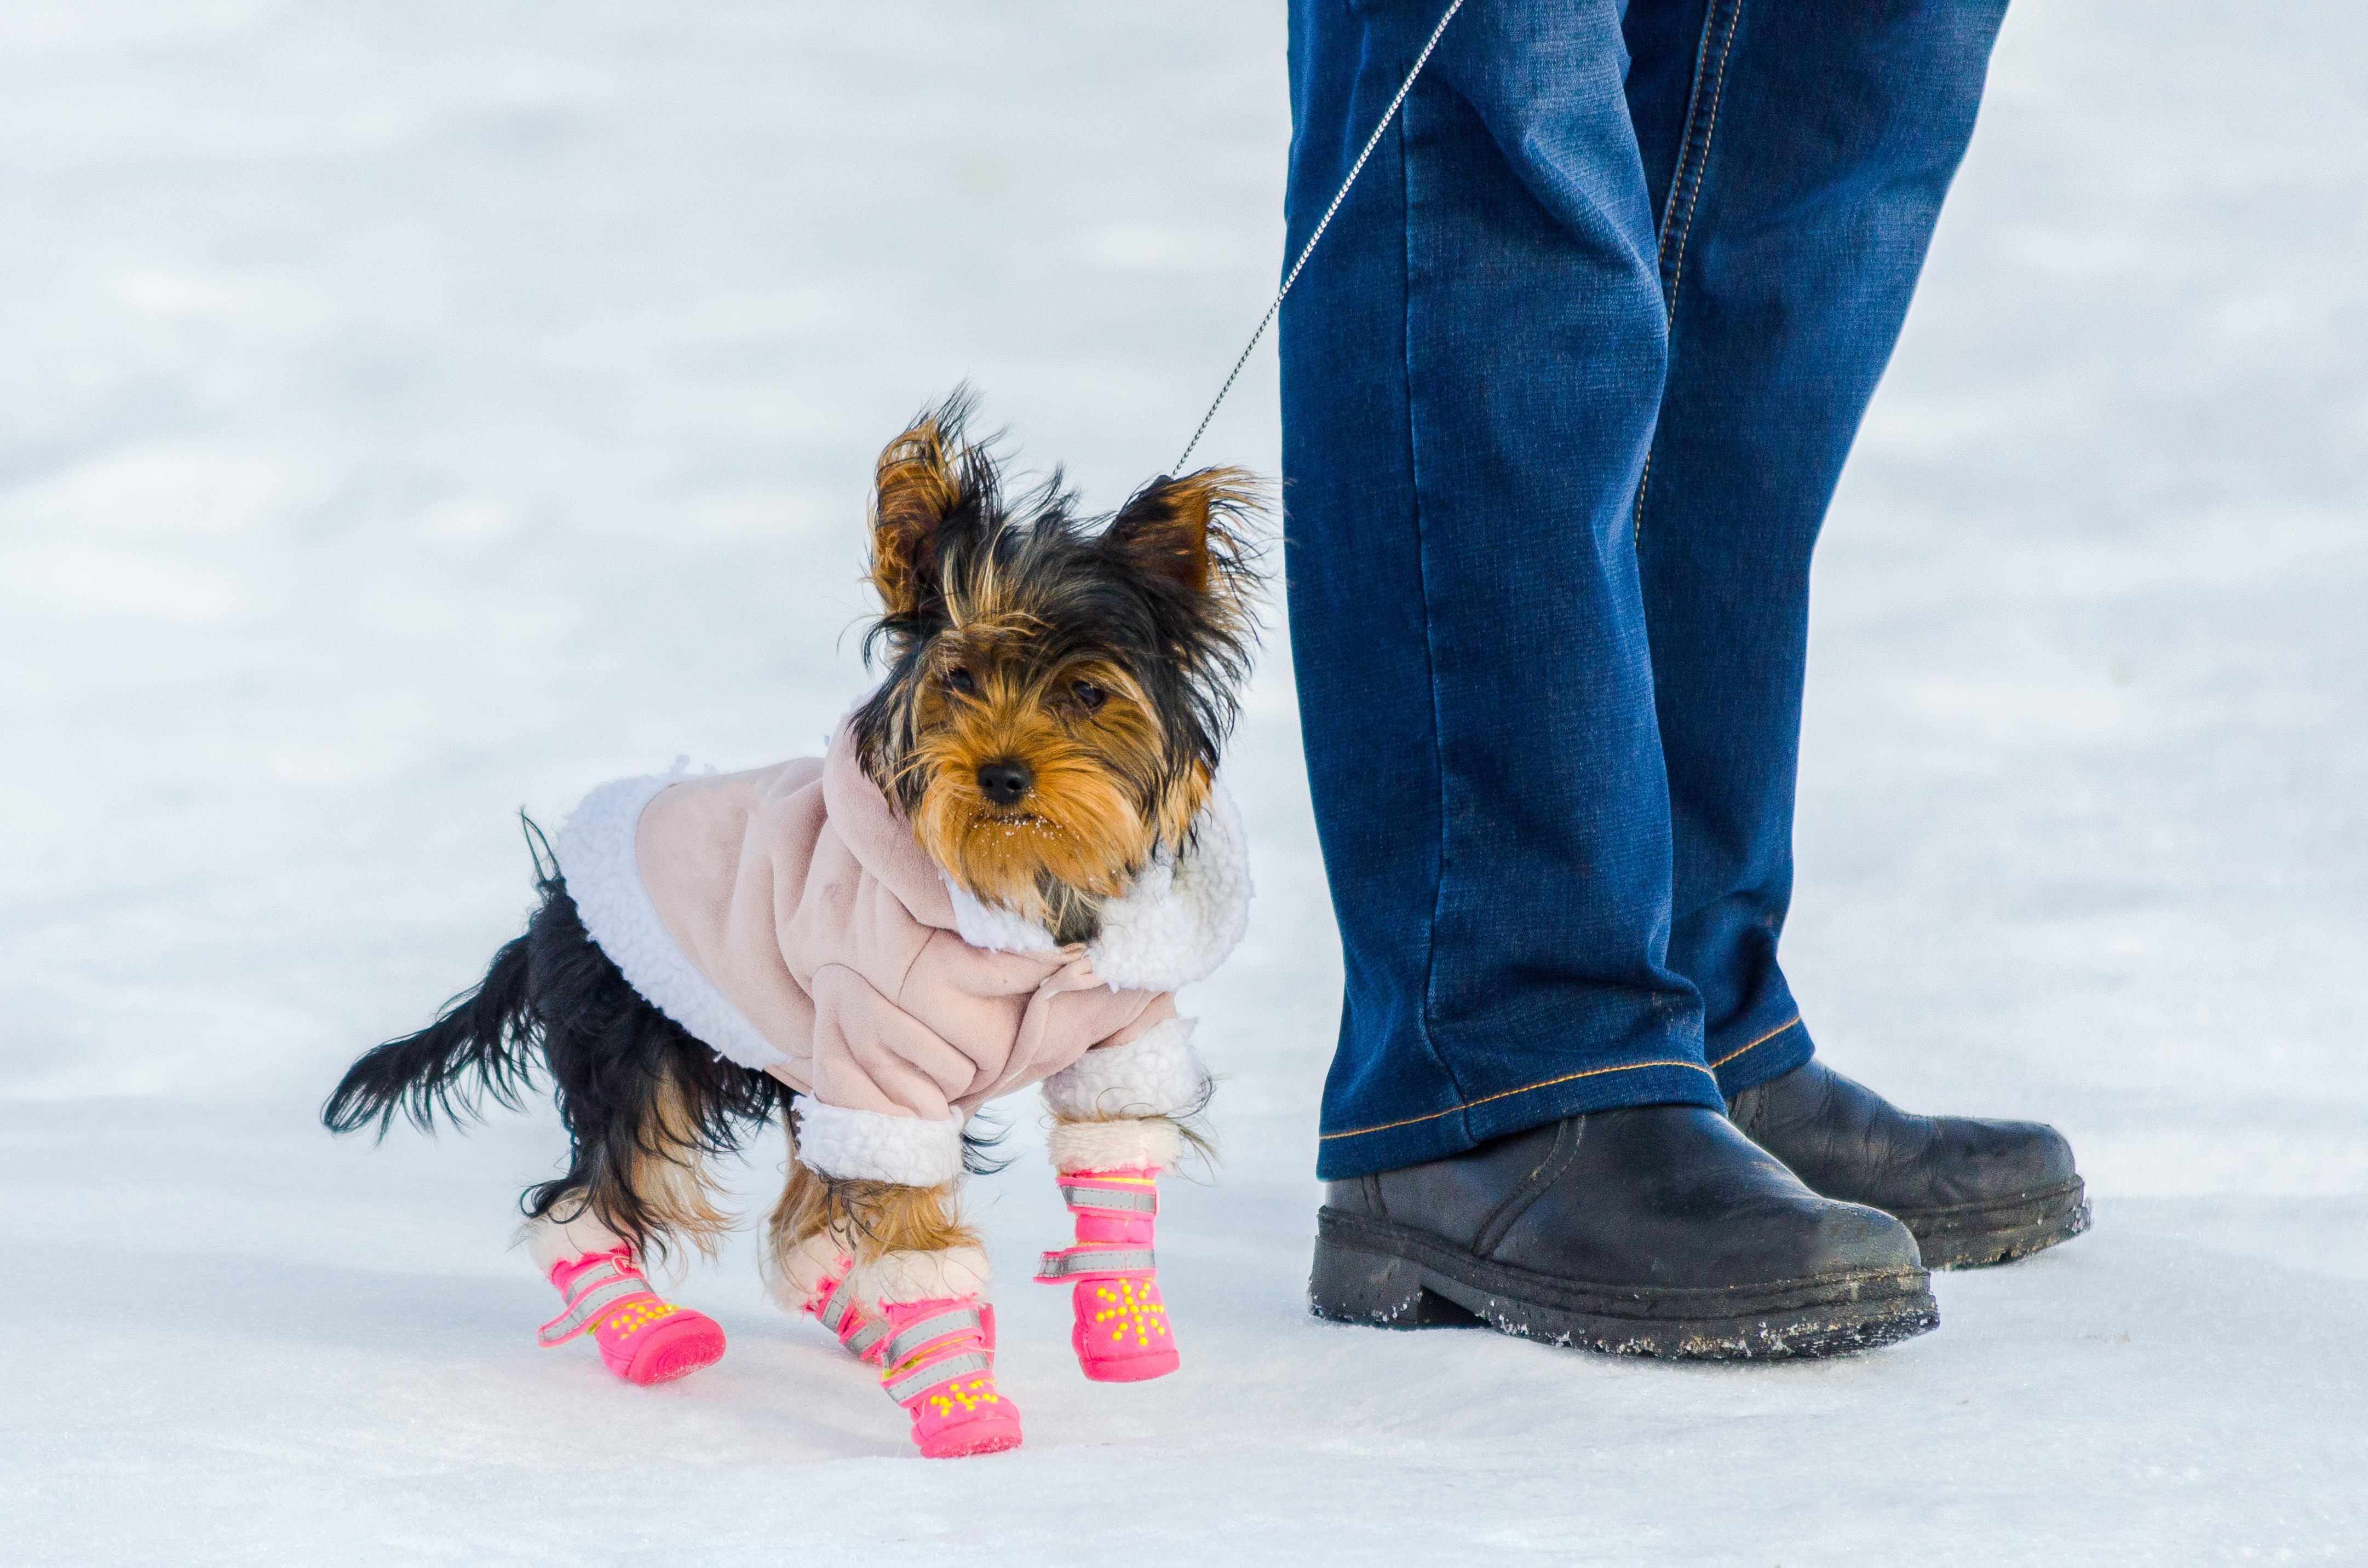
1309, 1236, 1479, 1328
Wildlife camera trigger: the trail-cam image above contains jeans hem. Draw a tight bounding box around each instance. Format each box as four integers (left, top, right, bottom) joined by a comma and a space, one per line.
1706, 1014, 1812, 1100
1314, 1059, 1726, 1181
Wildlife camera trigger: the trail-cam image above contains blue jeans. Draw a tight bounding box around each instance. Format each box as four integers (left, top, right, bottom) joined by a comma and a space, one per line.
1282, 0, 2009, 1179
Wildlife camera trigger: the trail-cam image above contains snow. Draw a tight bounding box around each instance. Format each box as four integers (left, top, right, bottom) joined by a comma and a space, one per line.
3, 1, 2364, 1561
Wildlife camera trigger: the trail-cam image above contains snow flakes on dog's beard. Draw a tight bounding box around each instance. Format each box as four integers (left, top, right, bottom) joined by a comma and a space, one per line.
904, 678, 1161, 936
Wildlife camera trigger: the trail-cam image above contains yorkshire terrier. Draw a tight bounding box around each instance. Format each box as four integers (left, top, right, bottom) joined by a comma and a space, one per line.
325, 395, 1260, 1457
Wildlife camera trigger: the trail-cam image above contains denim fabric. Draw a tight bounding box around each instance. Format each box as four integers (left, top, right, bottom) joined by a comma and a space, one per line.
1283, 0, 2008, 1180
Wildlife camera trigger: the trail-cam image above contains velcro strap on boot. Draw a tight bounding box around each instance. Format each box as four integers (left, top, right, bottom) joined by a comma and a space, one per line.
879, 1304, 984, 1370
813, 1282, 892, 1363
876, 1302, 991, 1406
1034, 1245, 1157, 1282
1057, 1176, 1158, 1216
536, 1258, 656, 1348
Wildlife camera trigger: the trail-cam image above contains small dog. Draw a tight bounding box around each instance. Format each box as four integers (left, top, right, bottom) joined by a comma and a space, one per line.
326, 395, 1260, 1457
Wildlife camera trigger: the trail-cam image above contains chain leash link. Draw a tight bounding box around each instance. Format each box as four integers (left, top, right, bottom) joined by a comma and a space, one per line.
1172, 0, 1469, 473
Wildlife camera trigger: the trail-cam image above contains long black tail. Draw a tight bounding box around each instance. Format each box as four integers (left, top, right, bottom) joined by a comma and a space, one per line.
324, 821, 788, 1258
323, 926, 537, 1139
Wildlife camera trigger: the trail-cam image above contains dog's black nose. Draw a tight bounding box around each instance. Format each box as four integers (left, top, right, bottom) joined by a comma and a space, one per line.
976, 759, 1033, 806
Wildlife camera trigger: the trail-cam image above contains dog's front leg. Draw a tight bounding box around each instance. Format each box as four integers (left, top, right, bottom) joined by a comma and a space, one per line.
1035, 1017, 1209, 1382
781, 1099, 1019, 1457
763, 1155, 883, 1361
841, 1179, 1019, 1458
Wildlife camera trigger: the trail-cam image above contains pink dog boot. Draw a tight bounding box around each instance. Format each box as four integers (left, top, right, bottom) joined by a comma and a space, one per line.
1034, 1167, 1179, 1382
876, 1298, 1021, 1458
804, 1259, 995, 1366
537, 1246, 726, 1386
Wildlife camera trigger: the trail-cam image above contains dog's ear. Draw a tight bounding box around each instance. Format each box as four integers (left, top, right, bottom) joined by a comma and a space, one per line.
1105, 467, 1262, 598
869, 397, 982, 619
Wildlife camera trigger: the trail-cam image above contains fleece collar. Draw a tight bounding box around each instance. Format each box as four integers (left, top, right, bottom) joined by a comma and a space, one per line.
938, 773, 1252, 992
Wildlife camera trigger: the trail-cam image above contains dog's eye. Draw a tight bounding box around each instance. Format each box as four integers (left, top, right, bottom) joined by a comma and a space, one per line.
1073, 682, 1107, 712
944, 667, 976, 696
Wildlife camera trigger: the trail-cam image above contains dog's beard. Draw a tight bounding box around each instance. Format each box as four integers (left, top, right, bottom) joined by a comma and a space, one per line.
912, 765, 1148, 943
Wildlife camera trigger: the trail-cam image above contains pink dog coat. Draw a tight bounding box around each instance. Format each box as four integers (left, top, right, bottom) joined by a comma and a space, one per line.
555, 720, 1247, 1186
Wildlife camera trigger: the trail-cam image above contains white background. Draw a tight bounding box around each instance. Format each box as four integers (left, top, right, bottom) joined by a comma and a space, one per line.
1, 2, 2361, 1561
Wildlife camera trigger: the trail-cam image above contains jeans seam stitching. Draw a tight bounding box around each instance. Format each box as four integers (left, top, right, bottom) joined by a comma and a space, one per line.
1399, 77, 1468, 1119
1632, 0, 1745, 549
1706, 1014, 1802, 1070
1318, 1059, 1720, 1141
1661, 0, 1743, 324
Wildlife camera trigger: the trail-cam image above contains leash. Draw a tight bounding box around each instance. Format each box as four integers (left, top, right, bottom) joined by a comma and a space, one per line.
1173, 0, 1468, 474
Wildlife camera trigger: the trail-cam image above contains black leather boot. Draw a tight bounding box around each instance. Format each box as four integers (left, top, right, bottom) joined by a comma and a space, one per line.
1726, 1060, 2090, 1269
1309, 1105, 1936, 1359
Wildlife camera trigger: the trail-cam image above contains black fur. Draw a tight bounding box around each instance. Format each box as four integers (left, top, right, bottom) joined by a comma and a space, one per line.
323, 825, 784, 1258
324, 827, 1013, 1250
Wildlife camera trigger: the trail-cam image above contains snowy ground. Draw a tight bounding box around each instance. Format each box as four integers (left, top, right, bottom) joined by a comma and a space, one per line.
3, 2, 2364, 1562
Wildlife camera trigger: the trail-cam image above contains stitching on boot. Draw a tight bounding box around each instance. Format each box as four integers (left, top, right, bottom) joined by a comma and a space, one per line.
1476, 1117, 1582, 1259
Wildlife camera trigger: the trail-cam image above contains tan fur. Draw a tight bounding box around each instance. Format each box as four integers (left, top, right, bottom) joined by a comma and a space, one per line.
769, 1141, 976, 1271
902, 642, 1193, 933
867, 411, 969, 619
553, 1069, 735, 1263
860, 430, 1259, 939
1105, 465, 1262, 599
620, 1073, 735, 1258
834, 1178, 978, 1261
1046, 1114, 1186, 1173
767, 1151, 835, 1256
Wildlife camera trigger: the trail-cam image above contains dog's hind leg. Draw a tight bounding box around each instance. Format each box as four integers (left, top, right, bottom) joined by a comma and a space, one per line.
523, 1072, 740, 1389
1033, 1017, 1210, 1383
523, 1189, 729, 1388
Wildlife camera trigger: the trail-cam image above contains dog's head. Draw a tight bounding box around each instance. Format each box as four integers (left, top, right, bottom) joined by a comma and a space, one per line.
850, 394, 1260, 943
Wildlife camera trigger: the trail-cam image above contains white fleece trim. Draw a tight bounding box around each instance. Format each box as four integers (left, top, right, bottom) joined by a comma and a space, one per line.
765, 1229, 853, 1314
942, 877, 1064, 955
847, 1246, 991, 1311
941, 776, 1252, 992
1042, 1017, 1206, 1121
521, 1209, 629, 1272
793, 1099, 966, 1186
556, 770, 787, 1072
1047, 1117, 1183, 1173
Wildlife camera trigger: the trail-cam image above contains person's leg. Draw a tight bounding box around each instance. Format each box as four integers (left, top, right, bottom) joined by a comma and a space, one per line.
1623, 0, 2089, 1267
1283, 0, 1722, 1185
1288, 0, 1936, 1358
1619, 0, 2008, 1090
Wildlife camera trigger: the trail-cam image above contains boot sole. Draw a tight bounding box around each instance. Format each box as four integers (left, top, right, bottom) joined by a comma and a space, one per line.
917, 1416, 1024, 1459
1896, 1177, 2091, 1270
621, 1315, 727, 1386
1309, 1208, 1938, 1362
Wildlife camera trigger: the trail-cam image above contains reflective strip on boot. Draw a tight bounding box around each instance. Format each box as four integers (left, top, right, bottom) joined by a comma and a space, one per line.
1057, 1178, 1157, 1215
815, 1287, 858, 1338
883, 1349, 994, 1406
1034, 1246, 1156, 1281
813, 1283, 886, 1360
880, 1305, 984, 1369
536, 1260, 659, 1348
